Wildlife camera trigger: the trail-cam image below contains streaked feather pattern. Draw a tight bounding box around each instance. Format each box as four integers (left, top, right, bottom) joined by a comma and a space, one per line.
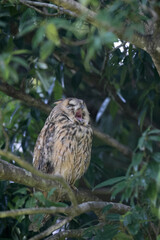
33, 98, 92, 186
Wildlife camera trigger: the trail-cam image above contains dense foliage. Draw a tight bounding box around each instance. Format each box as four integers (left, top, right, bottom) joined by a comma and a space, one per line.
0, 0, 160, 239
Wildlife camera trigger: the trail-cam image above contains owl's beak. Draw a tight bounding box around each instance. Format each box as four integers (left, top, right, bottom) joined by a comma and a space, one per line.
75, 109, 83, 122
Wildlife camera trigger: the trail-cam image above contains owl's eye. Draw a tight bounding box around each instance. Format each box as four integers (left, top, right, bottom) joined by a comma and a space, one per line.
68, 100, 76, 107
68, 103, 75, 107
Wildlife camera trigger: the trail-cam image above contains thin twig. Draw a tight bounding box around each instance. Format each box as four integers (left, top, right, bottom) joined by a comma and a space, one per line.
19, 0, 77, 18
27, 201, 129, 240
29, 216, 72, 240
45, 224, 104, 240
93, 128, 133, 158
0, 150, 77, 206
20, 1, 60, 16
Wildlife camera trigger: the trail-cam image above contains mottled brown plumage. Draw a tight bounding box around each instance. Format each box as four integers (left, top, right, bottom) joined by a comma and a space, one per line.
33, 98, 92, 187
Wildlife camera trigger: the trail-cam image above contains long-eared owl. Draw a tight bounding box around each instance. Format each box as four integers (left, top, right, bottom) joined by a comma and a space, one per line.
33, 98, 92, 187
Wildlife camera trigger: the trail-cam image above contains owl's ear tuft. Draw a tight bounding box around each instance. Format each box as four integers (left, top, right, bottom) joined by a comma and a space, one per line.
54, 99, 64, 106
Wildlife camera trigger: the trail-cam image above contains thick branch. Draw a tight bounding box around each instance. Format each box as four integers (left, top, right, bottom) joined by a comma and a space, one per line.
0, 151, 77, 206
0, 158, 107, 203
93, 128, 132, 158
0, 81, 51, 115
0, 158, 54, 191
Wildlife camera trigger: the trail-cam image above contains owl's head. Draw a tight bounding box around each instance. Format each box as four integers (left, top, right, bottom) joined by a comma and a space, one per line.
55, 98, 90, 126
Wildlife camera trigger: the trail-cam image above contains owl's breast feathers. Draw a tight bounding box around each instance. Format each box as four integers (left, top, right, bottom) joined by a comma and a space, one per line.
33, 113, 92, 185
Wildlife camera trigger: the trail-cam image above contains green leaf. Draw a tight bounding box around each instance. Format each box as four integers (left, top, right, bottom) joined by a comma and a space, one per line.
148, 129, 160, 135
115, 232, 133, 240
14, 196, 28, 208
12, 49, 30, 55
146, 182, 157, 205
53, 80, 63, 100
17, 23, 37, 38
157, 235, 160, 240
106, 213, 120, 221
132, 152, 143, 168
100, 31, 117, 45
37, 62, 48, 70
95, 224, 119, 240
111, 181, 126, 199
93, 176, 126, 190
12, 57, 29, 69
47, 187, 56, 199
138, 107, 147, 130
152, 152, 160, 163
144, 140, 153, 152
148, 136, 160, 141
45, 22, 60, 45
137, 135, 145, 150
25, 197, 37, 208
36, 70, 50, 91
32, 26, 45, 49
13, 187, 28, 195
33, 191, 46, 205
40, 40, 54, 61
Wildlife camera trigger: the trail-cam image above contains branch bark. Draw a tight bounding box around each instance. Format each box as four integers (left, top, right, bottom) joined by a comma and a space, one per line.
0, 158, 130, 240
0, 151, 77, 206
0, 158, 106, 203
45, 227, 90, 240
93, 128, 132, 158
0, 81, 51, 115
0, 201, 130, 218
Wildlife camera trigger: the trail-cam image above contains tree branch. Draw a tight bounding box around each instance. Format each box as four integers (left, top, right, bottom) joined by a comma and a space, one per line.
19, 0, 78, 17
30, 216, 72, 240
19, 0, 146, 50
93, 128, 132, 158
45, 227, 90, 240
0, 197, 130, 240
19, 0, 160, 76
0, 158, 53, 191
0, 151, 77, 206
0, 201, 130, 218
0, 158, 108, 203
48, 0, 146, 49
0, 81, 51, 115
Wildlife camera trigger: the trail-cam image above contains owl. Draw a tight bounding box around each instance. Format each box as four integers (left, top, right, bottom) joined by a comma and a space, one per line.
33, 98, 92, 188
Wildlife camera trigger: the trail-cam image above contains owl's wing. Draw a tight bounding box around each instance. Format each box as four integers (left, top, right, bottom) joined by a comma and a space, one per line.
33, 120, 55, 174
